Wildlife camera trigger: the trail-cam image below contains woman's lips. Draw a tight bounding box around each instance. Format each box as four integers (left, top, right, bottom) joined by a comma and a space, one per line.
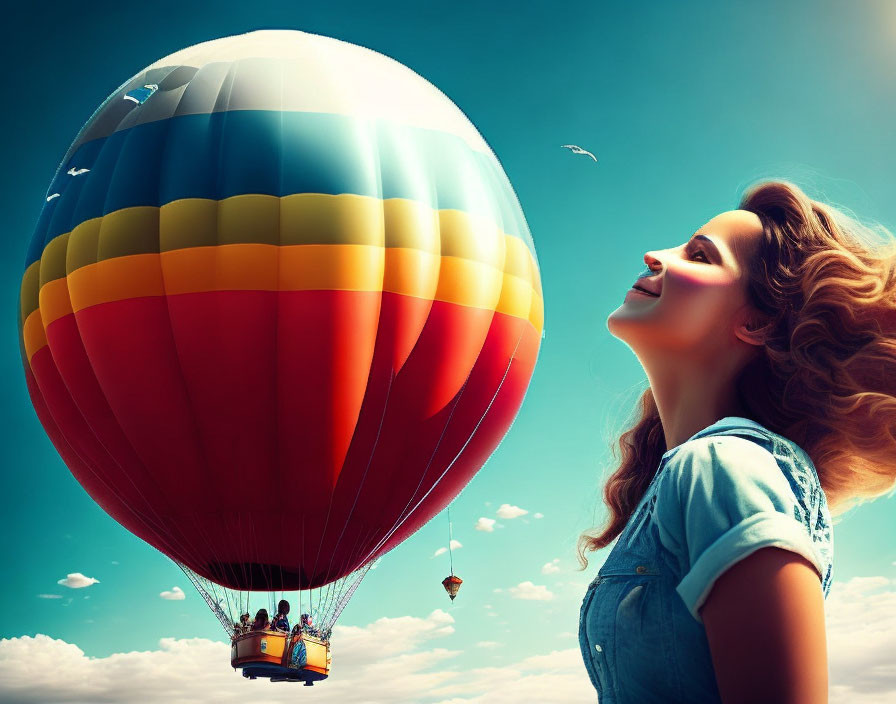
629, 285, 660, 297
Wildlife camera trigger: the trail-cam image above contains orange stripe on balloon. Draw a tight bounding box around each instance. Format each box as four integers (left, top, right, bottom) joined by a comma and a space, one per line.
38, 277, 73, 326
22, 309, 47, 362
67, 255, 167, 313
23, 243, 543, 365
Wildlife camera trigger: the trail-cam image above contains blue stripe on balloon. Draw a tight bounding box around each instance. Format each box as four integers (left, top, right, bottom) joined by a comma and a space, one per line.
25, 110, 534, 270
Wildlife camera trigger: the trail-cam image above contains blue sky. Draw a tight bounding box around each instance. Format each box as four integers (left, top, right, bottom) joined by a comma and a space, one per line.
2, 1, 896, 702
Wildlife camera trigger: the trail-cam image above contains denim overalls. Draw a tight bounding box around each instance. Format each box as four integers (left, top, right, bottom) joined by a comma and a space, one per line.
578, 416, 834, 703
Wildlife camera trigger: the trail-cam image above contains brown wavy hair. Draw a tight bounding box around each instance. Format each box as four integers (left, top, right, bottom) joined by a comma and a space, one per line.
578, 179, 896, 567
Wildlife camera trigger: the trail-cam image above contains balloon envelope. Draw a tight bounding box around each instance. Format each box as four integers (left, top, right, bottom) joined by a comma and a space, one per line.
19, 30, 543, 590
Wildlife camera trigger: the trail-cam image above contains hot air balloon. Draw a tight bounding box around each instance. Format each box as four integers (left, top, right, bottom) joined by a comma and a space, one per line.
441, 505, 462, 602
442, 575, 463, 601
18, 29, 543, 684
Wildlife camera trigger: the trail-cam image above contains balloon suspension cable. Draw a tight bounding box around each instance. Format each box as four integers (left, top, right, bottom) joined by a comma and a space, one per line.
448, 504, 454, 577
177, 562, 233, 636
177, 559, 375, 642
321, 561, 375, 633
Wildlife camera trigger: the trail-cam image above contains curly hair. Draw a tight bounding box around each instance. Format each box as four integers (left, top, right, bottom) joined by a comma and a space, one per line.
578, 180, 896, 567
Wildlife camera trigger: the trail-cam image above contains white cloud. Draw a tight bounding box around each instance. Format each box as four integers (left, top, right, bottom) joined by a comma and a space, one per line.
0, 615, 595, 704
542, 559, 561, 575
432, 540, 463, 558
7, 578, 890, 703
825, 576, 896, 703
36, 594, 62, 600
57, 573, 99, 589
534, 513, 544, 519
476, 641, 500, 649
159, 587, 185, 601
474, 518, 496, 532
508, 582, 554, 601
496, 504, 528, 519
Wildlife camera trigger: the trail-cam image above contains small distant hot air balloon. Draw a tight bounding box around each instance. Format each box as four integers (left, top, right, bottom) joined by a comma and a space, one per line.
19, 29, 543, 685
442, 575, 463, 601
440, 505, 463, 601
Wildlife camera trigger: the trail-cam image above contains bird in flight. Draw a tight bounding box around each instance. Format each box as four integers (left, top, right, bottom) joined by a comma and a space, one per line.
67, 167, 90, 176
561, 144, 597, 162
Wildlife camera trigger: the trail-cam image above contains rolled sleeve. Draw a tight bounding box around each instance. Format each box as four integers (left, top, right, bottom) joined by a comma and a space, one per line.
655, 436, 824, 624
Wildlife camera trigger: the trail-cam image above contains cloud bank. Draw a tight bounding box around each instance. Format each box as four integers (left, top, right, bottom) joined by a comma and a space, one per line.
2, 577, 892, 703
0, 610, 594, 704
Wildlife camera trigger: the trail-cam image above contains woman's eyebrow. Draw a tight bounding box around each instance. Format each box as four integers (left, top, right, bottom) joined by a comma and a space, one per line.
690, 233, 729, 265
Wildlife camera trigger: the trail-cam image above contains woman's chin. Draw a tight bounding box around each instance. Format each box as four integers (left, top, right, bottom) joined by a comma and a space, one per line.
606, 308, 660, 349
607, 303, 646, 331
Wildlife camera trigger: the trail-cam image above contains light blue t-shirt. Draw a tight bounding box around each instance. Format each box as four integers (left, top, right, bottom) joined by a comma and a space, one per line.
578, 416, 833, 703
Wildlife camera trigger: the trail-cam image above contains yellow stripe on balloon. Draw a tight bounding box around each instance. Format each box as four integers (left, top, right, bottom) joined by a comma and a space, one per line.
30, 194, 539, 285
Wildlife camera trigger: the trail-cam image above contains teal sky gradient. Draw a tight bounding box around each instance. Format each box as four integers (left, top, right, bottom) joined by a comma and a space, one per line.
2, 0, 895, 686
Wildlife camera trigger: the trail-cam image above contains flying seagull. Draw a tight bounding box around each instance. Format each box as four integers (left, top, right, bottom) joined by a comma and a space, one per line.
561, 144, 598, 162
67, 167, 90, 176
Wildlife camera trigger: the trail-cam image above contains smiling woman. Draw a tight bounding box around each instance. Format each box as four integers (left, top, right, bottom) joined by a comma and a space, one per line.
576, 179, 896, 704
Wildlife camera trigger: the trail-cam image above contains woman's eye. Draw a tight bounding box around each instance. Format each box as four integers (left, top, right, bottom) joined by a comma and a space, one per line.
690, 249, 709, 263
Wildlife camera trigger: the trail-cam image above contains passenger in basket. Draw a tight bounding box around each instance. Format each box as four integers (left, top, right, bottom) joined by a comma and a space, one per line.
290, 629, 307, 669
238, 613, 251, 634
250, 608, 270, 631
271, 599, 290, 633
300, 612, 316, 635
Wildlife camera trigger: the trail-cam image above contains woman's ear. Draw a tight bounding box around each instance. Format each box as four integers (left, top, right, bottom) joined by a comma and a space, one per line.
734, 307, 768, 347
735, 319, 766, 346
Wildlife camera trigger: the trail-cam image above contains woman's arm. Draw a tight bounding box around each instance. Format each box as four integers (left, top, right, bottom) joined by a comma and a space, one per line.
700, 546, 828, 704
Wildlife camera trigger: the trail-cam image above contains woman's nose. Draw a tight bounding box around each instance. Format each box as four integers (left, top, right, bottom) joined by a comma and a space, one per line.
640, 252, 663, 277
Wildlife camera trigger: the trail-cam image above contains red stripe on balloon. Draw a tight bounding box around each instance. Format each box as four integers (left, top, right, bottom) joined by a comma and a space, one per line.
33, 289, 539, 588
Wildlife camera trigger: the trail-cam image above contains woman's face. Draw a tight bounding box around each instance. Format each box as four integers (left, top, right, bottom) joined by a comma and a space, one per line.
607, 209, 764, 356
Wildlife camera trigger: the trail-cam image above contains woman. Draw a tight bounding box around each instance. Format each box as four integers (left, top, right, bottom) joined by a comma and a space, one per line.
250, 608, 270, 632
271, 599, 290, 633
289, 628, 307, 669
578, 180, 896, 704
232, 612, 251, 638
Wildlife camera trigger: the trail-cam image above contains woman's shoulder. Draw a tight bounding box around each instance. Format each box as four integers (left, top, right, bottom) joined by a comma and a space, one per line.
658, 419, 833, 577
663, 416, 819, 485
663, 433, 778, 479
657, 425, 813, 512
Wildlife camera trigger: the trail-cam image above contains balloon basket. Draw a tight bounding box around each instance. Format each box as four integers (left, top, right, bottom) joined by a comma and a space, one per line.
232, 631, 330, 685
